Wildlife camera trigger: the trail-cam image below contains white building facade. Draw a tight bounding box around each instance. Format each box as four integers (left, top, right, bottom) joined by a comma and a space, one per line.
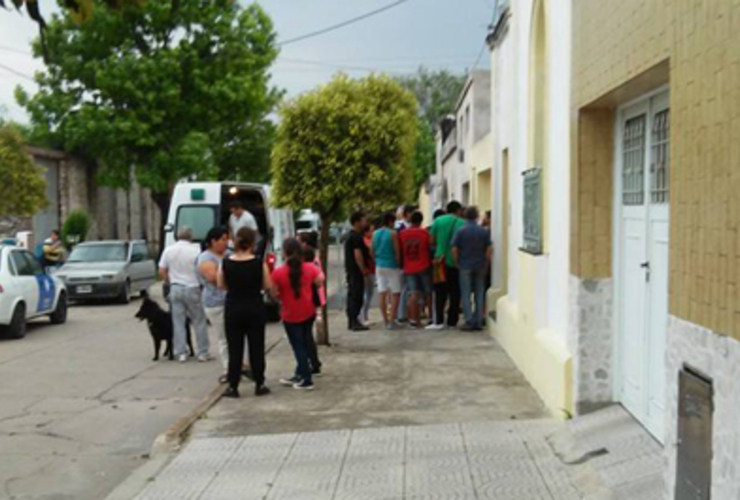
486, 0, 575, 416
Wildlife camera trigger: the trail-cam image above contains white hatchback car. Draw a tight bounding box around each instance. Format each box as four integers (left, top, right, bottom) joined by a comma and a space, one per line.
0, 244, 68, 339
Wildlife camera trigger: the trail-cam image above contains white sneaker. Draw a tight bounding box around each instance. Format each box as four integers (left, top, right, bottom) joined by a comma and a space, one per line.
425, 324, 445, 331
177, 354, 188, 363
197, 354, 213, 362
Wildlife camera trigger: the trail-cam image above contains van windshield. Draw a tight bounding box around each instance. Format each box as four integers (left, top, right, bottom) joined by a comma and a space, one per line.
177, 206, 217, 242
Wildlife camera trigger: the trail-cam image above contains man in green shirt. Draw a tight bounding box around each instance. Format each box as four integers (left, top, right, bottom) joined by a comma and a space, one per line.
427, 201, 464, 330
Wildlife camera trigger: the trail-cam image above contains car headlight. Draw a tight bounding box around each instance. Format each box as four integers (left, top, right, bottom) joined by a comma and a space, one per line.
101, 274, 117, 281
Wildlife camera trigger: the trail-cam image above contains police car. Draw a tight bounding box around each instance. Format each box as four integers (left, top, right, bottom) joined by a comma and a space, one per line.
0, 244, 68, 339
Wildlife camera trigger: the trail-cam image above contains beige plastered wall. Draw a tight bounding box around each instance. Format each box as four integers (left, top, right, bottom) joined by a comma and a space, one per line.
572, 0, 739, 338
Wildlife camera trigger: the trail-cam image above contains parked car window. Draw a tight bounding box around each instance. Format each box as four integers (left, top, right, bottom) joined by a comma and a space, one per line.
177, 206, 216, 242
132, 243, 149, 262
22, 252, 45, 275
10, 251, 34, 276
68, 244, 128, 263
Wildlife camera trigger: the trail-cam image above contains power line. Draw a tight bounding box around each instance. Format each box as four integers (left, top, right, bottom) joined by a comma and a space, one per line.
469, 40, 487, 70
0, 44, 33, 56
279, 57, 401, 75
278, 0, 410, 46
0, 62, 35, 82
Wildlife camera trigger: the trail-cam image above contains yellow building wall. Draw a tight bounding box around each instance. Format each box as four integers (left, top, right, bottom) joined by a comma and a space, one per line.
572, 0, 740, 338
417, 187, 431, 226
495, 253, 573, 418
468, 133, 493, 212
469, 132, 493, 212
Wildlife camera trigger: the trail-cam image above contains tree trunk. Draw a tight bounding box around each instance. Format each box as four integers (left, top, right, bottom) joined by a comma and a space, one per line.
317, 214, 332, 346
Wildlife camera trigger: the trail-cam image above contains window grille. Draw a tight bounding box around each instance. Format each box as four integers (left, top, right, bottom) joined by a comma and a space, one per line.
650, 109, 670, 204
522, 168, 543, 254
622, 115, 646, 206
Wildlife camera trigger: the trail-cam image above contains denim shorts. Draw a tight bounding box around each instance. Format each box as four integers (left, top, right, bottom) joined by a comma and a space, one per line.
405, 272, 432, 295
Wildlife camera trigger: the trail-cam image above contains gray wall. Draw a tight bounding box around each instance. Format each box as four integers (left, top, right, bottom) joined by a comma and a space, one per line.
32, 158, 60, 244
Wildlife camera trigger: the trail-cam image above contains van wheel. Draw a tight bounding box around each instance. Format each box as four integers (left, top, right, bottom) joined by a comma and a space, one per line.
5, 304, 27, 339
50, 293, 68, 325
117, 281, 131, 305
266, 303, 281, 323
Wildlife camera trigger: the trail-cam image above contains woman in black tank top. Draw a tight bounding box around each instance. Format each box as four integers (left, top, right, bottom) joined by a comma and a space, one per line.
218, 227, 273, 398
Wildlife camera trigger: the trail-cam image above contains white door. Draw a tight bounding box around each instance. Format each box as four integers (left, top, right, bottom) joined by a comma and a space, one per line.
9, 251, 39, 317
616, 91, 670, 442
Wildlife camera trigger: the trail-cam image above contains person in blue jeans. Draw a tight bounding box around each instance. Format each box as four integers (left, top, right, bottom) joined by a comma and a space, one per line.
451, 206, 492, 331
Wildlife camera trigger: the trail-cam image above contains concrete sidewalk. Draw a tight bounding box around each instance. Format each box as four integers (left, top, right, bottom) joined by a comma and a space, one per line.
122, 313, 664, 499
191, 312, 547, 439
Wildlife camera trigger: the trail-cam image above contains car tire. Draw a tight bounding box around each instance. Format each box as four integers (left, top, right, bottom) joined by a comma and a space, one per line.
117, 281, 131, 305
5, 303, 27, 339
49, 293, 68, 325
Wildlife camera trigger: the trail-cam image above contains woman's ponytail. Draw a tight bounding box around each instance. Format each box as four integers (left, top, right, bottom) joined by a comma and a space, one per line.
283, 238, 303, 299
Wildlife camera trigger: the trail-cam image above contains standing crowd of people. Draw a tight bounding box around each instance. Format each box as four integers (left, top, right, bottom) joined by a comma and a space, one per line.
156, 199, 491, 400
158, 202, 327, 399
344, 201, 492, 332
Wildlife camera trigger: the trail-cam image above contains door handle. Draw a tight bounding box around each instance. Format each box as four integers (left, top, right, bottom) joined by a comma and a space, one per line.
641, 261, 650, 282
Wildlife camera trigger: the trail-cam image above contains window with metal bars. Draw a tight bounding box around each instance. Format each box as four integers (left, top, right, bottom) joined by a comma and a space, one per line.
650, 109, 670, 204
522, 168, 543, 255
622, 115, 646, 206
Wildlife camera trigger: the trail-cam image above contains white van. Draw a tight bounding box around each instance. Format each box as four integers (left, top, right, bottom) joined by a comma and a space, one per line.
164, 182, 294, 319
296, 209, 320, 235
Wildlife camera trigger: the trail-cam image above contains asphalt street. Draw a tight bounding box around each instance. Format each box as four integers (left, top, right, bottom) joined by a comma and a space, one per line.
0, 289, 276, 500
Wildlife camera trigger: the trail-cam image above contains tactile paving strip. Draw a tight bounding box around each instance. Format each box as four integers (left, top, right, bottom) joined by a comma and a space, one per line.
134, 421, 590, 500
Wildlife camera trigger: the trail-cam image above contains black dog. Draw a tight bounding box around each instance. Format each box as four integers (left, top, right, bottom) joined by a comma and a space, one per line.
135, 298, 194, 361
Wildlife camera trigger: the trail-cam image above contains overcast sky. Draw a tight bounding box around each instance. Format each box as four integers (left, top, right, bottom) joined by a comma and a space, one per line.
0, 0, 493, 123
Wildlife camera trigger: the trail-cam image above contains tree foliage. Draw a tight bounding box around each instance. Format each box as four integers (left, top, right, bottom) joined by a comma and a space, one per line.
397, 68, 465, 192
0, 125, 47, 217
397, 67, 466, 131
16, 0, 280, 212
1, 0, 146, 61
272, 74, 418, 218
271, 73, 417, 344
61, 209, 90, 248
413, 117, 435, 194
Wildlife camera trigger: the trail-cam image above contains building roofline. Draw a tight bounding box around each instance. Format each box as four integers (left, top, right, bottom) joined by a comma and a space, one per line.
27, 146, 67, 161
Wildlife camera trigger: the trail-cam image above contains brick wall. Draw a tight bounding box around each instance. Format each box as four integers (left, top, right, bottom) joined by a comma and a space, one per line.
571, 0, 740, 338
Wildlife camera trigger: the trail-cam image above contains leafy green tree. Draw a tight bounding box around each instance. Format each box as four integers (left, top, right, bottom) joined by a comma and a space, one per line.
16, 0, 281, 235
413, 117, 435, 196
397, 68, 466, 193
61, 209, 90, 248
272, 73, 418, 343
0, 125, 47, 218
1, 0, 146, 62
397, 67, 466, 131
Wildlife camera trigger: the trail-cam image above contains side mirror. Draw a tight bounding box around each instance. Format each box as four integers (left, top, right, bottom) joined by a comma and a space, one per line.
163, 223, 174, 233
131, 253, 144, 263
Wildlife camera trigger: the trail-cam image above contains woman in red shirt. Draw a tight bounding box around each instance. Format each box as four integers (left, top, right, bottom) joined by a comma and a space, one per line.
271, 238, 324, 390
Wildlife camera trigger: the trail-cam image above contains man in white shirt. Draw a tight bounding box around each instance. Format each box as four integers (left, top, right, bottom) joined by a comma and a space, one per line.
159, 227, 210, 362
228, 201, 258, 241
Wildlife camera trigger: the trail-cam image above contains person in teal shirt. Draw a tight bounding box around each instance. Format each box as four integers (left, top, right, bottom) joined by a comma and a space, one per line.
372, 212, 401, 330
428, 201, 464, 329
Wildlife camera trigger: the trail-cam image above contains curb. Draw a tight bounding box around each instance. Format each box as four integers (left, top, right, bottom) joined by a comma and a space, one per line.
104, 336, 284, 500
151, 336, 283, 457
